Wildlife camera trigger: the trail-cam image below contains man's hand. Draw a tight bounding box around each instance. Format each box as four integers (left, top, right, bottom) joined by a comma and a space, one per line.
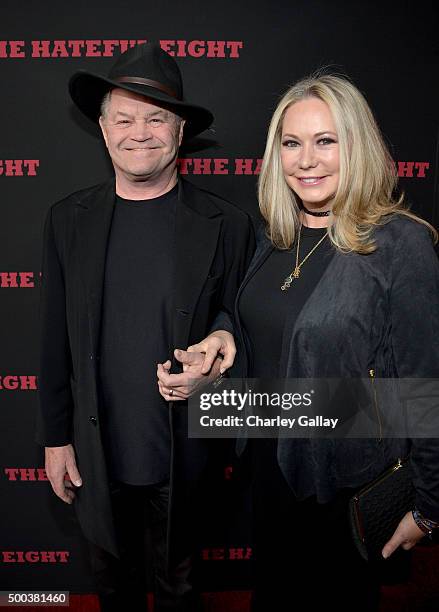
187, 330, 236, 375
381, 511, 426, 559
45, 444, 82, 504
157, 349, 223, 401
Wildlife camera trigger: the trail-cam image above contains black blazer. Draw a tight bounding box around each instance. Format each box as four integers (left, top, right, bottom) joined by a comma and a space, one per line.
232, 215, 439, 521
35, 177, 255, 563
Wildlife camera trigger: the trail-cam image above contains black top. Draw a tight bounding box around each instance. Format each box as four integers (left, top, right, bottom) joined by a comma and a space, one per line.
239, 225, 335, 472
98, 185, 177, 485
239, 225, 334, 378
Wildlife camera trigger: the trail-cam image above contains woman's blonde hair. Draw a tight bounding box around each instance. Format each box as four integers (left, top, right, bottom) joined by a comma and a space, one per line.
258, 72, 437, 252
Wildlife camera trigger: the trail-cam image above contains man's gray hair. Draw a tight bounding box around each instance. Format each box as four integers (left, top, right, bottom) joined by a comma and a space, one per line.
100, 90, 112, 119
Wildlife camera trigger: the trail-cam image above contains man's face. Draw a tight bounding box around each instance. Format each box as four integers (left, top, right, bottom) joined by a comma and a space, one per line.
99, 88, 185, 183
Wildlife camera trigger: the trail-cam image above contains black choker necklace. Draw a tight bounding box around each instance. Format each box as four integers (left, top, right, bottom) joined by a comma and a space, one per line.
302, 205, 331, 217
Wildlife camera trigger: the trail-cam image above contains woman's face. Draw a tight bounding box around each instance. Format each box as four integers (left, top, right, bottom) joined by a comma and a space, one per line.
280, 97, 340, 211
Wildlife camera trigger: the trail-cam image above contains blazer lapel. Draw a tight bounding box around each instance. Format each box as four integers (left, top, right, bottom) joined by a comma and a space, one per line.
235, 229, 274, 314
76, 180, 116, 356
232, 230, 273, 377
76, 177, 222, 362
172, 179, 222, 354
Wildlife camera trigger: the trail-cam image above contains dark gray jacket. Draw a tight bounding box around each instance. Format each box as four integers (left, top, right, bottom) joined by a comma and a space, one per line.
231, 215, 439, 520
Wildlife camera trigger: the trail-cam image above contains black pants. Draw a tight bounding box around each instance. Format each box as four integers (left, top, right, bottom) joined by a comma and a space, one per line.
247, 440, 384, 612
87, 479, 199, 612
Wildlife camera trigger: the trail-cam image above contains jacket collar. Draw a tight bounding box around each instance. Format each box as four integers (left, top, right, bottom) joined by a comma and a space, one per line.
75, 176, 221, 218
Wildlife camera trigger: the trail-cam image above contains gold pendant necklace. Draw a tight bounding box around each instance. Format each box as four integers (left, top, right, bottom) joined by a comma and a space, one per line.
281, 224, 328, 291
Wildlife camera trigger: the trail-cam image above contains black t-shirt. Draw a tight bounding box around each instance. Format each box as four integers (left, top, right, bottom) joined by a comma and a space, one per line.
239, 225, 334, 378
98, 185, 177, 485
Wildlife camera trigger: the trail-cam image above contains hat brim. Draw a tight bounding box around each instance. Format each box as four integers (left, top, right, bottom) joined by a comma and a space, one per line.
69, 70, 214, 139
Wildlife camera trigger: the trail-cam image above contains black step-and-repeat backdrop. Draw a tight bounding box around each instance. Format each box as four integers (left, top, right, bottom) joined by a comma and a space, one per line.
2, 0, 439, 603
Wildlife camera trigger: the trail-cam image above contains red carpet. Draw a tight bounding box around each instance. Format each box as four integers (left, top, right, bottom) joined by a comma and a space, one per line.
8, 546, 439, 611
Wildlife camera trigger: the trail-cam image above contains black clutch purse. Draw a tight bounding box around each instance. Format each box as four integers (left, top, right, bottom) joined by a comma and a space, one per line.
349, 457, 415, 561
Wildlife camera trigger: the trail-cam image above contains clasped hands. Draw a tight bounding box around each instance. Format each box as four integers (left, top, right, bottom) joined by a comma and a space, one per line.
45, 330, 236, 507
157, 330, 235, 401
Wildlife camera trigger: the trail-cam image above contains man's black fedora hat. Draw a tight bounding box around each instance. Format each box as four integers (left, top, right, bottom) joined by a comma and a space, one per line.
69, 42, 213, 139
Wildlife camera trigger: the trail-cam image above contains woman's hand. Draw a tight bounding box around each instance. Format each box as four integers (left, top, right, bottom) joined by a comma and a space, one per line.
382, 511, 426, 558
187, 330, 236, 375
157, 349, 223, 401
